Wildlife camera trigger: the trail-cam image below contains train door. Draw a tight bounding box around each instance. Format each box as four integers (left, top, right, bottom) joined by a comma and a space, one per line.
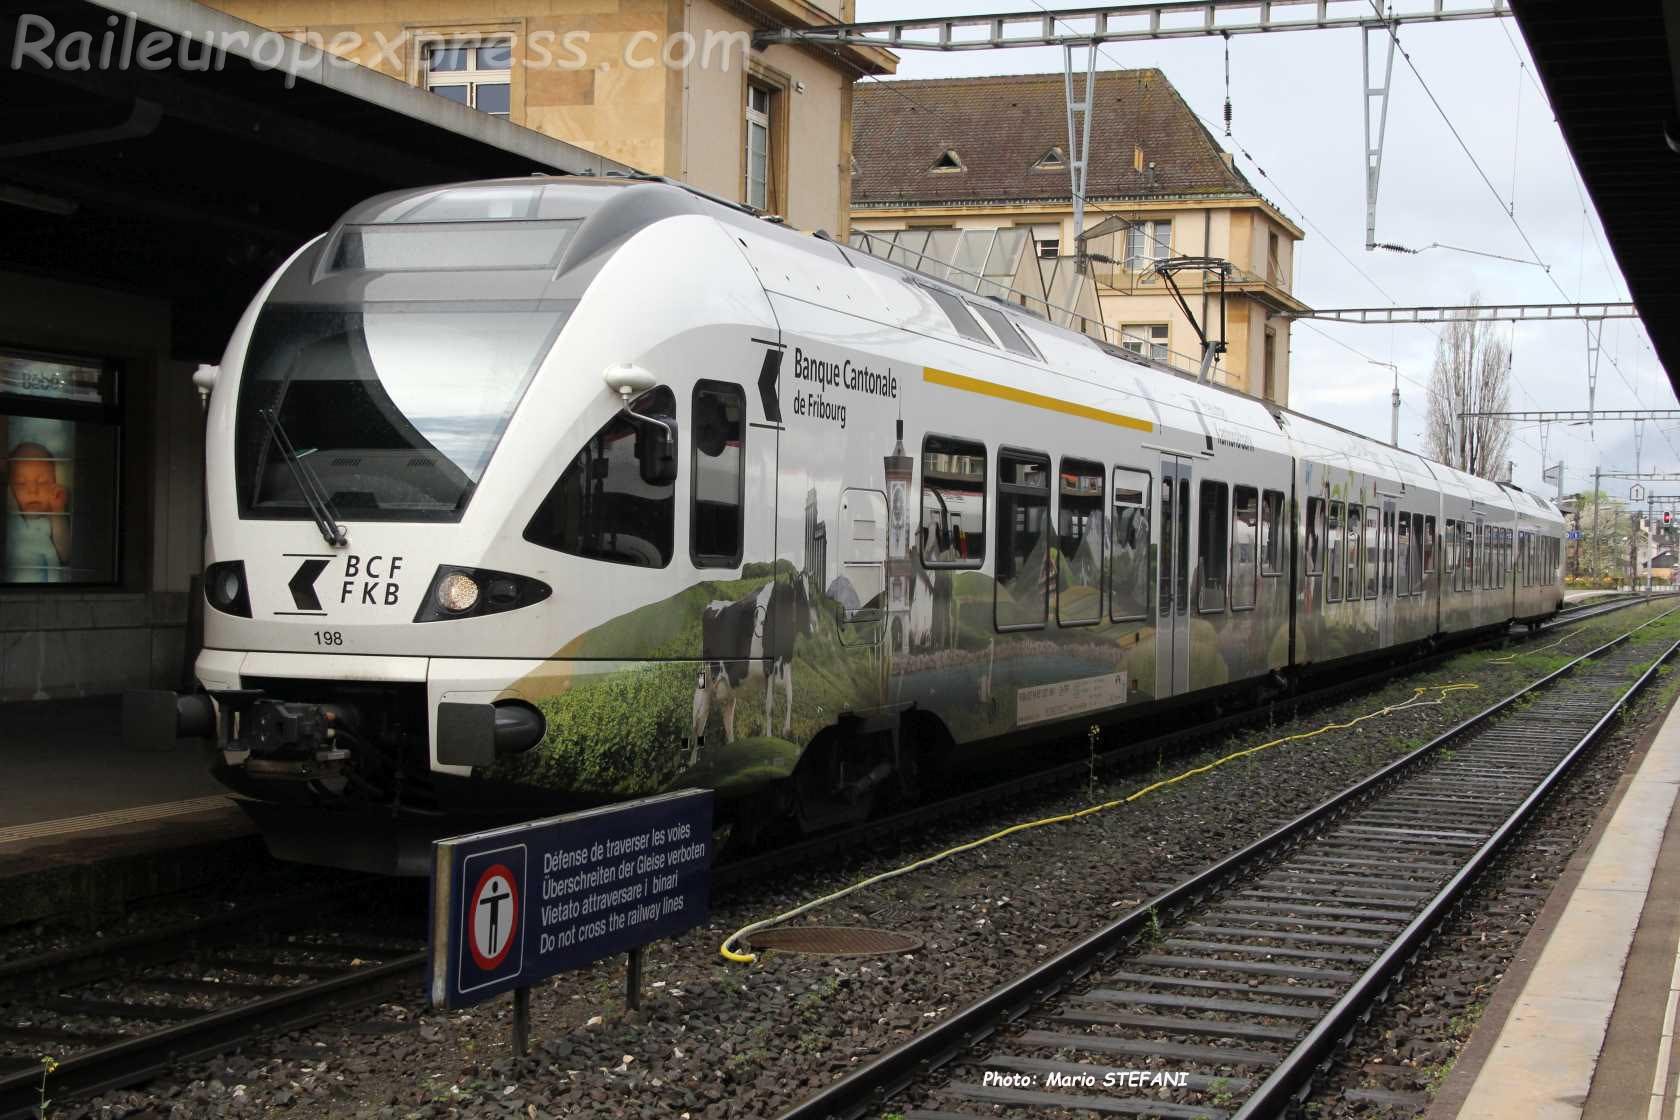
1156, 455, 1193, 697
1378, 498, 1397, 646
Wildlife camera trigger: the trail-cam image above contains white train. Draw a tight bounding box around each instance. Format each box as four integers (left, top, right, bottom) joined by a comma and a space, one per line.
128, 177, 1567, 873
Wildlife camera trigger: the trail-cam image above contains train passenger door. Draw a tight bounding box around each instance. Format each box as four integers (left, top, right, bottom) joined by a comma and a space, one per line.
1156, 456, 1193, 698
1378, 498, 1397, 646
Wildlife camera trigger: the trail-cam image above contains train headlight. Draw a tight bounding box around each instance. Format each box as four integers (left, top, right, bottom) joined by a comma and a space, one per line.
414, 566, 551, 623
436, 571, 480, 613
204, 560, 251, 617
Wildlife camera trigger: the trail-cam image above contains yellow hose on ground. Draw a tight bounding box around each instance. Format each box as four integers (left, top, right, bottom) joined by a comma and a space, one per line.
1488, 626, 1581, 664
719, 680, 1481, 963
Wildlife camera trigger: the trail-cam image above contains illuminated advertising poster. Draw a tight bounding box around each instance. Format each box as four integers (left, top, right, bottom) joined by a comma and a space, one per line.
2, 416, 74, 583
0, 349, 119, 586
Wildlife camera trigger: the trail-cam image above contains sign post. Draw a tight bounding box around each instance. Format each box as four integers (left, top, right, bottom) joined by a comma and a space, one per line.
429, 789, 713, 1054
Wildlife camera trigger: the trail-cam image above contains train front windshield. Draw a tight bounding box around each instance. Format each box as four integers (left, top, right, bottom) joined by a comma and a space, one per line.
235, 217, 580, 524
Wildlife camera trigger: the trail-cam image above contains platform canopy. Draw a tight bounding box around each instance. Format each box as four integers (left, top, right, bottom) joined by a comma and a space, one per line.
1513, 1, 1680, 397
0, 0, 633, 360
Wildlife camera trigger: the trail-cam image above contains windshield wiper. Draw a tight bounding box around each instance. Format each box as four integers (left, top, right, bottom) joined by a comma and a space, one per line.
259, 408, 348, 547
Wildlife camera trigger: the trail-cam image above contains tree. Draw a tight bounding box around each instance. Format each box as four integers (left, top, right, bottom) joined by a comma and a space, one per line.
1568, 490, 1630, 581
1425, 297, 1512, 480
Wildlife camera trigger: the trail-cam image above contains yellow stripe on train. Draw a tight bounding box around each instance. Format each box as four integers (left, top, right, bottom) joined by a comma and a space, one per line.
921, 366, 1153, 433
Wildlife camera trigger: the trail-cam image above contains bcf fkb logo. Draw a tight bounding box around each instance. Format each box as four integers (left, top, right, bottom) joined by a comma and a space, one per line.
457, 844, 526, 994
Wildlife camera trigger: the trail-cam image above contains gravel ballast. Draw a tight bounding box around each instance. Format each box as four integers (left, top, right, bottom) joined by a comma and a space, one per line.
37, 602, 1680, 1120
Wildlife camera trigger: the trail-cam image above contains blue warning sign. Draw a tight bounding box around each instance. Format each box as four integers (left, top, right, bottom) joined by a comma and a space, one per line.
429, 789, 712, 1009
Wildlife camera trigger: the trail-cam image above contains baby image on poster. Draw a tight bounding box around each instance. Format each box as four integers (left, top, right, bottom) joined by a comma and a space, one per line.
2, 416, 74, 583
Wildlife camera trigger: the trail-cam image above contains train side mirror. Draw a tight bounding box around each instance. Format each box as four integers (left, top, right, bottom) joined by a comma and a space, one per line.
636, 421, 677, 486
604, 364, 677, 486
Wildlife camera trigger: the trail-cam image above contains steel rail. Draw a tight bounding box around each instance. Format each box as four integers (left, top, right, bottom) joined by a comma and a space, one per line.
774, 607, 1678, 1120
1235, 628, 1680, 1116
0, 952, 424, 1119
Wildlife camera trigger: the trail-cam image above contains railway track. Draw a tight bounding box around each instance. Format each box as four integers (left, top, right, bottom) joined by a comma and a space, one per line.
0, 597, 1658, 1117
0, 892, 422, 1119
716, 593, 1662, 889
776, 608, 1680, 1120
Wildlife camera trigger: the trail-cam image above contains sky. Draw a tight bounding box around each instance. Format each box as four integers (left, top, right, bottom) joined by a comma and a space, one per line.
852, 2, 1678, 502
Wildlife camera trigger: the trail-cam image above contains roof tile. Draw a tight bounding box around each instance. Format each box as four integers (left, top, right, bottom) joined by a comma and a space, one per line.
853, 69, 1257, 207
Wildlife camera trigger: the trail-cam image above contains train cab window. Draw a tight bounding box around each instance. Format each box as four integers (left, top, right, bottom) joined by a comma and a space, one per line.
691, 382, 745, 567
1261, 490, 1285, 575
1327, 501, 1344, 602
1364, 506, 1379, 598
524, 387, 676, 568
1199, 481, 1230, 613
921, 284, 992, 345
1397, 514, 1411, 596
1057, 458, 1104, 625
1424, 515, 1437, 574
1110, 467, 1151, 622
995, 450, 1051, 629
1346, 503, 1362, 599
1232, 486, 1259, 610
921, 435, 986, 569
1305, 497, 1325, 575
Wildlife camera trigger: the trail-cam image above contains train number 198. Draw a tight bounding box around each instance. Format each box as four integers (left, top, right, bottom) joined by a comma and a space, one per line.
314, 631, 344, 647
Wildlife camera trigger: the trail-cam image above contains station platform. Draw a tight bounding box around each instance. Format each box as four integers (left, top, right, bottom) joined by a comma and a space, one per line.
1429, 685, 1680, 1119
0, 696, 256, 925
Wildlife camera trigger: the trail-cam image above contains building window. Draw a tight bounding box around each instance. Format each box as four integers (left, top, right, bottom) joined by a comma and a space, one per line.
746, 83, 774, 210
424, 40, 512, 117
1122, 324, 1169, 362
1125, 219, 1172, 271
1263, 328, 1277, 401
1036, 237, 1059, 259
1, 347, 121, 586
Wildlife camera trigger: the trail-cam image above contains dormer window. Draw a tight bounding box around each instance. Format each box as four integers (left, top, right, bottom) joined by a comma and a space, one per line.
930, 149, 965, 173
1033, 146, 1065, 170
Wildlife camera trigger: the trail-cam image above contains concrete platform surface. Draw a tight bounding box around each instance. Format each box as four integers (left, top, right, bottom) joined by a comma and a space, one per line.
1440, 687, 1680, 1118
2, 695, 226, 827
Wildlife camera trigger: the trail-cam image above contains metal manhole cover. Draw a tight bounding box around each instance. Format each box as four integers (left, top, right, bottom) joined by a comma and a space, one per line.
744, 926, 924, 957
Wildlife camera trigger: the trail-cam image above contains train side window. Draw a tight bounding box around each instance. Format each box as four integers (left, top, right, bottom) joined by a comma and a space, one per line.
1397, 513, 1411, 596
921, 435, 987, 569
1382, 509, 1396, 596
1260, 490, 1285, 575
690, 381, 745, 567
524, 387, 676, 568
1424, 515, 1437, 575
1445, 519, 1457, 589
1057, 457, 1104, 625
995, 450, 1051, 629
1305, 497, 1325, 575
1232, 486, 1258, 610
1110, 467, 1151, 622
1364, 505, 1380, 598
1200, 481, 1231, 612
920, 284, 992, 345
1346, 503, 1362, 599
970, 301, 1042, 359
1327, 501, 1344, 602
1412, 513, 1425, 588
